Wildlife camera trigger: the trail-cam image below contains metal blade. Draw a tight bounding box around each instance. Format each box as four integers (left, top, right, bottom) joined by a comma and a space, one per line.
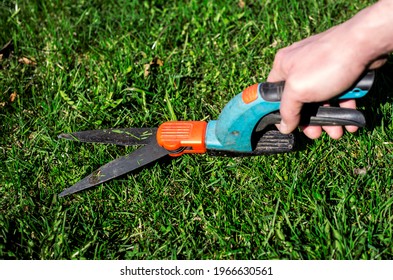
59, 141, 170, 197
58, 128, 157, 146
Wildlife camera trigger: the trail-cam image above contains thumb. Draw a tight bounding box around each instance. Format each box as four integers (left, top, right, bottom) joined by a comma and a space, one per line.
278, 88, 303, 134
267, 67, 285, 83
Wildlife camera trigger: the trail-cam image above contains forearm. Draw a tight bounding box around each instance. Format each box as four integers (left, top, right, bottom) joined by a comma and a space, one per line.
345, 0, 393, 65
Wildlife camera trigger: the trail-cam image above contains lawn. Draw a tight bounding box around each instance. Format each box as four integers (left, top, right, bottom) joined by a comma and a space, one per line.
1, 0, 393, 259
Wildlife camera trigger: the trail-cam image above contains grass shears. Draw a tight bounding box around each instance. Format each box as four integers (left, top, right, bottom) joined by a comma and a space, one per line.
58, 71, 375, 196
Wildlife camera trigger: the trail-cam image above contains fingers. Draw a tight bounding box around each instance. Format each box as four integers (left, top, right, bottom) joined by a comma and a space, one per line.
302, 122, 345, 140
368, 56, 387, 69
273, 79, 360, 139
321, 125, 344, 139
301, 125, 323, 139
339, 99, 358, 133
300, 99, 358, 139
302, 103, 344, 139
321, 103, 344, 139
279, 95, 359, 139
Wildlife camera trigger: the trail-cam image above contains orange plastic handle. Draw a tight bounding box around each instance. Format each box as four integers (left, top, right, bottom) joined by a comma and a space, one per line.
157, 121, 207, 157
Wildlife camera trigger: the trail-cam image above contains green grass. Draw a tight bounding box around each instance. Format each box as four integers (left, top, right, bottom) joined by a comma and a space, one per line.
1, 0, 393, 259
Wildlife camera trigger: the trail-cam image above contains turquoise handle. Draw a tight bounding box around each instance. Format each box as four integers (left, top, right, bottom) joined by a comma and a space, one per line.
206, 71, 374, 152
206, 85, 280, 152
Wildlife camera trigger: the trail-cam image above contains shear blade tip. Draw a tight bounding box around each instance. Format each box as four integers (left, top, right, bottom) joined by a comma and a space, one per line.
58, 190, 71, 197
58, 133, 71, 139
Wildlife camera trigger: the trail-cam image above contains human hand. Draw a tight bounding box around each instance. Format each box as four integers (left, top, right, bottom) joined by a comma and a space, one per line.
267, 2, 390, 139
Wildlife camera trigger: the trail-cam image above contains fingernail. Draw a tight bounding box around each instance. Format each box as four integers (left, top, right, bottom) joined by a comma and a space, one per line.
279, 121, 290, 134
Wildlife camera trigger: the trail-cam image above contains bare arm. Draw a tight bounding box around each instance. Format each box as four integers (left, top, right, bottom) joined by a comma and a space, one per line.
268, 0, 393, 139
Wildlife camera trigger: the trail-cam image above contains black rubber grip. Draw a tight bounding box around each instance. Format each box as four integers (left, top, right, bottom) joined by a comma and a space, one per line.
259, 81, 285, 102
255, 106, 366, 132
353, 70, 375, 90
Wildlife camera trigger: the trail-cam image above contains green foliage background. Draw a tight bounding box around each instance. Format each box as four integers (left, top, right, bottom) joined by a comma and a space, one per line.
1, 0, 393, 259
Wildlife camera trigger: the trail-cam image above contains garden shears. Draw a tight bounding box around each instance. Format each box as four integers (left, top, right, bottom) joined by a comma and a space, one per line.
58, 71, 375, 197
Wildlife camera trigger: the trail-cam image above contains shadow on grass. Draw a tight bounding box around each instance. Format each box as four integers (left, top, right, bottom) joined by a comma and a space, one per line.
360, 58, 393, 131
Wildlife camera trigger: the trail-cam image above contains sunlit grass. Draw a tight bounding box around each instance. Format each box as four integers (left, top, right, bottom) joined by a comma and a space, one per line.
1, 0, 392, 259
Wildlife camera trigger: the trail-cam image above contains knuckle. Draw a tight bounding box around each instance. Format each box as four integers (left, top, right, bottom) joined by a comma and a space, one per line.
285, 79, 314, 103
274, 48, 286, 63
